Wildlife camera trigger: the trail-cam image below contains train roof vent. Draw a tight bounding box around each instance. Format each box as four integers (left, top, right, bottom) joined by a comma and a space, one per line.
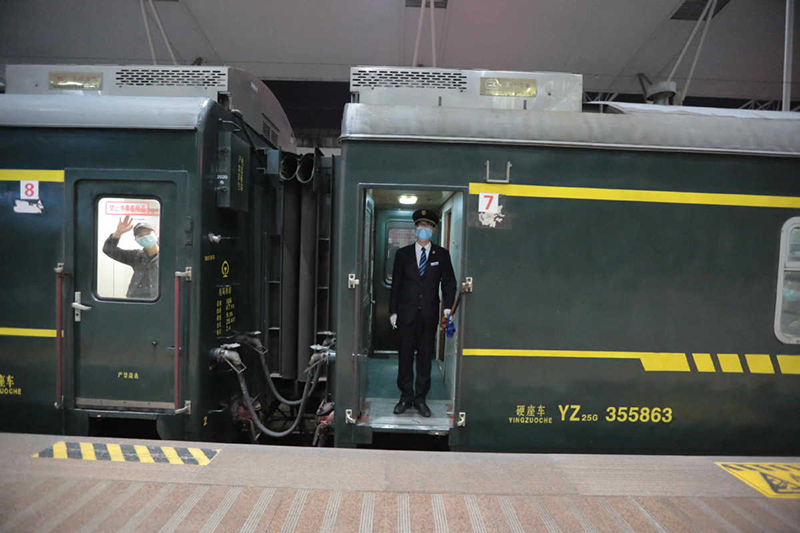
351, 68, 468, 90
115, 67, 228, 88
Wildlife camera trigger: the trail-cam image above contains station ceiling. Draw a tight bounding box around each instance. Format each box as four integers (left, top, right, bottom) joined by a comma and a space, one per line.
1, 0, 798, 103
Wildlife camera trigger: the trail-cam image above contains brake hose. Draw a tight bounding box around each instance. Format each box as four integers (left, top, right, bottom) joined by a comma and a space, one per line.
230, 358, 322, 438
238, 339, 308, 406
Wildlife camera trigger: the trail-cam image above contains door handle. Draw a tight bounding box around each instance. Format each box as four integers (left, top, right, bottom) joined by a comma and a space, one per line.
71, 291, 92, 322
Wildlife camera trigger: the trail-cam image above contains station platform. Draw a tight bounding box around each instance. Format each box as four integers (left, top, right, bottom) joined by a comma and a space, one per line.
0, 433, 798, 532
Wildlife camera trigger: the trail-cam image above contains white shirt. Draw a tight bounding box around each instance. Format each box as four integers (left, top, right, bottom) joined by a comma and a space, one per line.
415, 241, 431, 267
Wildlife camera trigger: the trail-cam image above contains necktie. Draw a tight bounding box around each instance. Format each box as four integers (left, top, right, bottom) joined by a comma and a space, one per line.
419, 247, 427, 277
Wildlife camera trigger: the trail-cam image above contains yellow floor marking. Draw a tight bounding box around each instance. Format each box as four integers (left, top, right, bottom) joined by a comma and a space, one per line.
0, 169, 65, 182
52, 442, 68, 459
0, 327, 57, 338
107, 443, 125, 462
469, 182, 800, 209
692, 353, 715, 372
718, 353, 744, 373
717, 462, 800, 498
463, 349, 689, 371
80, 442, 97, 461
745, 354, 774, 374
188, 448, 211, 466
778, 355, 800, 374
134, 445, 155, 463
162, 447, 184, 465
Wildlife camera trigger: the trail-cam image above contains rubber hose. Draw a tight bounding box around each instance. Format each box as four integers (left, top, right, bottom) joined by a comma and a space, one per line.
235, 363, 321, 438
237, 339, 306, 406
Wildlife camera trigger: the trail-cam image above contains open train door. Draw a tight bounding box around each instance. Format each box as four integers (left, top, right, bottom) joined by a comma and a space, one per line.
351, 189, 375, 422
63, 169, 186, 419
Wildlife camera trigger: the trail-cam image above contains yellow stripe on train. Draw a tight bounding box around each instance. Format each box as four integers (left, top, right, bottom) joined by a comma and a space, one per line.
463, 350, 800, 374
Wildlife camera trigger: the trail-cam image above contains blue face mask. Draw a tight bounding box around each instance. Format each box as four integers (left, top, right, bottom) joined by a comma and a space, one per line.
416, 226, 433, 242
136, 234, 158, 248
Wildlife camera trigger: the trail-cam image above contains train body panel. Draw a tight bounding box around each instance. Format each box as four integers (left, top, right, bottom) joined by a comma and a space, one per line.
334, 104, 800, 453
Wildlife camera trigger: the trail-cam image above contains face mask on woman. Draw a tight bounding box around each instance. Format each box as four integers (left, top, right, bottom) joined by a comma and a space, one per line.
415, 226, 433, 242
136, 234, 158, 248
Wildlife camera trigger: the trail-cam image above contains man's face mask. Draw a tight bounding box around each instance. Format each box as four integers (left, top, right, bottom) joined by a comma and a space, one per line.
415, 225, 433, 242
136, 233, 158, 248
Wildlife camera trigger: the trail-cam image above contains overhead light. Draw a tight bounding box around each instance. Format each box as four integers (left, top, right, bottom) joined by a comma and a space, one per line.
399, 195, 418, 205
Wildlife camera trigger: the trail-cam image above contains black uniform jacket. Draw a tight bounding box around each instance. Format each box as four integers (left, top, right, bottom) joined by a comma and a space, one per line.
389, 243, 457, 326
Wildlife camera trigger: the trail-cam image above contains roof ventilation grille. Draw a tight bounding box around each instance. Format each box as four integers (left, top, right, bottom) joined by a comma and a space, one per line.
352, 68, 468, 90
671, 0, 731, 20
115, 68, 228, 88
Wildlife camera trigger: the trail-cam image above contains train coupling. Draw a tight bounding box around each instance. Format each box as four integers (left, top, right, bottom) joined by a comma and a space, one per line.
211, 343, 243, 369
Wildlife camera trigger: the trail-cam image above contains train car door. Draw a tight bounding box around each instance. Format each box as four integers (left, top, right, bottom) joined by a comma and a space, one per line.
65, 170, 185, 411
353, 190, 375, 417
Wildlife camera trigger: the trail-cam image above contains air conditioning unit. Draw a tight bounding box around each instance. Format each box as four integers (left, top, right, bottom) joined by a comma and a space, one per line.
350, 66, 582, 112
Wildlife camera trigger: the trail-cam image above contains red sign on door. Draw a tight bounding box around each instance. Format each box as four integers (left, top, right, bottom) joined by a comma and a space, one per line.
105, 201, 151, 216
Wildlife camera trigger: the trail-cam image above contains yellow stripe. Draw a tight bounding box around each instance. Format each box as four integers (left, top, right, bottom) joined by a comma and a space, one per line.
693, 353, 716, 372
745, 354, 775, 374
79, 442, 97, 461
462, 349, 690, 372
134, 444, 155, 463
107, 443, 125, 462
0, 169, 65, 182
188, 448, 211, 466
718, 353, 744, 373
469, 183, 800, 209
778, 355, 800, 374
53, 441, 68, 459
162, 446, 184, 465
0, 328, 57, 338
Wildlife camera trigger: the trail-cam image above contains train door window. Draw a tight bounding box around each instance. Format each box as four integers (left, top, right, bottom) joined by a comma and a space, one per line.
384, 221, 416, 283
775, 218, 800, 343
96, 197, 161, 300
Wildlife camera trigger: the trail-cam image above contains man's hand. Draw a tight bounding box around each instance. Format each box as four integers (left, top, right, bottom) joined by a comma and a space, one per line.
390, 313, 398, 329
440, 309, 452, 330
113, 215, 134, 239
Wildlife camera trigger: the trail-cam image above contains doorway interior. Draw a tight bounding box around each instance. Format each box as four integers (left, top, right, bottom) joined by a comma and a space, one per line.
361, 187, 465, 432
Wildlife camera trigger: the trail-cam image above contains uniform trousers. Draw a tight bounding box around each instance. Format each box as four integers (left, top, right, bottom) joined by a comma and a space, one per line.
397, 314, 438, 403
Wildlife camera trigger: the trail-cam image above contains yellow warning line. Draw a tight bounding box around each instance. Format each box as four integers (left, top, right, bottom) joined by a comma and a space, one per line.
107, 444, 125, 462
469, 182, 800, 209
778, 355, 800, 374
32, 442, 220, 465
162, 447, 184, 465
0, 169, 65, 182
134, 444, 155, 463
53, 442, 68, 459
188, 448, 211, 466
80, 442, 96, 461
0, 328, 57, 338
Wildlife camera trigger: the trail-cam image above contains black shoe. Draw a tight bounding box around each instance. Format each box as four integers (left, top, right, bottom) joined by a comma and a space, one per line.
393, 401, 412, 414
414, 400, 432, 418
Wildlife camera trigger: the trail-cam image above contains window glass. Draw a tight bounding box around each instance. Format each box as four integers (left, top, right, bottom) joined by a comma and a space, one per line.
96, 197, 161, 300
385, 221, 416, 283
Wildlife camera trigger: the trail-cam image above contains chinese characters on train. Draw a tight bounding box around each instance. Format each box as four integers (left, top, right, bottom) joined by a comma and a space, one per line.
0, 374, 21, 395
216, 285, 236, 337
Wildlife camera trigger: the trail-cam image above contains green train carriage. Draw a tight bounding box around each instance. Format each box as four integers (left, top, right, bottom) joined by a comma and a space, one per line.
333, 74, 800, 452
0, 65, 334, 442
1, 64, 799, 454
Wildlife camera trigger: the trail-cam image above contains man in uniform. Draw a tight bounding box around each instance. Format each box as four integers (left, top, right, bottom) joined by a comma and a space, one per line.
389, 209, 456, 417
102, 215, 160, 299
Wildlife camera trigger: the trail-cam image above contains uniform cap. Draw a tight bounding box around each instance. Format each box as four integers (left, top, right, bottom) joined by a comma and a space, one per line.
412, 209, 439, 227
